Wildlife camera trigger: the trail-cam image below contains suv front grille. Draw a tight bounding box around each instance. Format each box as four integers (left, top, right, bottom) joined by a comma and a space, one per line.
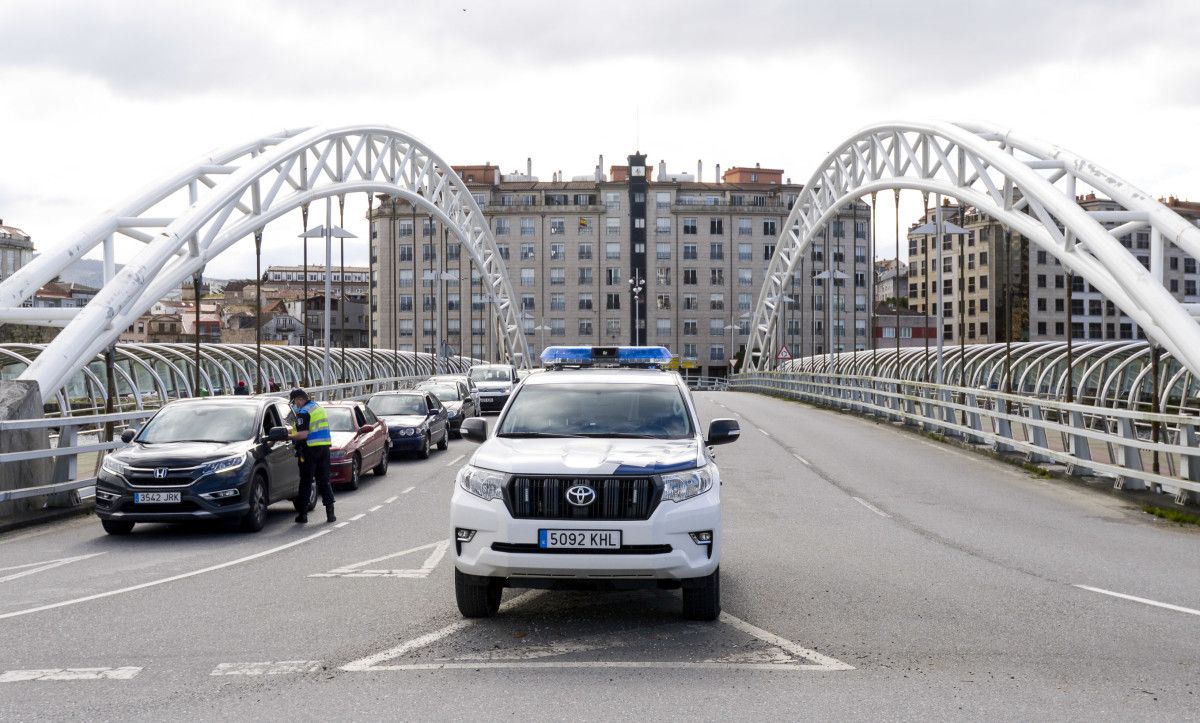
505, 476, 659, 521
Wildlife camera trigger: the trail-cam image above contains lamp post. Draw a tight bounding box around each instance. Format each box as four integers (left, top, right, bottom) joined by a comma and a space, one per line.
628, 271, 645, 346
298, 198, 355, 387
724, 311, 750, 374
907, 215, 968, 386
423, 269, 459, 374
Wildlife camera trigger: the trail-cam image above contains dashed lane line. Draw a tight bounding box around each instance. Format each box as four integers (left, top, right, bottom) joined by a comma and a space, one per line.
1074, 585, 1200, 617
0, 529, 332, 621
792, 453, 810, 466
368, 505, 383, 513
335, 522, 350, 529
210, 661, 321, 676
384, 496, 399, 504
446, 454, 465, 467
0, 667, 142, 682
401, 486, 415, 494
851, 496, 891, 518
349, 514, 366, 521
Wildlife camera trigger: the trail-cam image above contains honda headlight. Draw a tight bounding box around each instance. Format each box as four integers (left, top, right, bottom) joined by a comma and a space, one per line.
101, 456, 129, 477
660, 463, 716, 503
199, 455, 246, 477
456, 465, 506, 502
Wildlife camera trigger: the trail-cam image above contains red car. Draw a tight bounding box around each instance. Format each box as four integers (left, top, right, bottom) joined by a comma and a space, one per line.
324, 401, 390, 489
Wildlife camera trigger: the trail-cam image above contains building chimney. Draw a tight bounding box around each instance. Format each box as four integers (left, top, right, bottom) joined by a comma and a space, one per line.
755, 162, 760, 168
526, 157, 532, 177
594, 164, 602, 182
658, 160, 666, 179
697, 160, 702, 182
715, 164, 721, 183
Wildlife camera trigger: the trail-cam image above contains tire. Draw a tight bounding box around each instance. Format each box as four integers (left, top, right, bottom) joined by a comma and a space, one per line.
240, 478, 268, 533
682, 568, 721, 621
436, 429, 449, 451
292, 481, 317, 513
417, 432, 431, 460
455, 569, 502, 618
372, 446, 389, 476
101, 519, 134, 535
346, 455, 361, 491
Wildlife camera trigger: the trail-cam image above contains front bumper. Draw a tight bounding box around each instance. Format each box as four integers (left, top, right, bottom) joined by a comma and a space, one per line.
477, 393, 510, 413
94, 469, 253, 523
329, 457, 354, 482
388, 432, 427, 451
450, 484, 720, 582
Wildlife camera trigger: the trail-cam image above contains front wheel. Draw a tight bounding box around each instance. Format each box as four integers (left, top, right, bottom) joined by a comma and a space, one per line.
346, 455, 361, 491
101, 519, 134, 535
292, 481, 317, 513
436, 429, 449, 451
455, 569, 502, 618
417, 433, 431, 460
372, 446, 389, 476
240, 478, 268, 533
681, 568, 720, 621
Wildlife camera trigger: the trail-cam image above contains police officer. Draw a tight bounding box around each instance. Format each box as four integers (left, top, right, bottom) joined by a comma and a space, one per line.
288, 389, 336, 523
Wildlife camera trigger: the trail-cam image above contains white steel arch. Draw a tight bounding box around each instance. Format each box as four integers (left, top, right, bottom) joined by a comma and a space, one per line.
748, 121, 1200, 375
0, 125, 530, 402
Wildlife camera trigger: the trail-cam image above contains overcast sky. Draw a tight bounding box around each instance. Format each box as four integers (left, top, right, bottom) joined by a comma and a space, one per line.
2, 0, 1198, 280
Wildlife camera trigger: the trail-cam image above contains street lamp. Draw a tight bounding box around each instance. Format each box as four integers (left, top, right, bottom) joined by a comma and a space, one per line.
628, 271, 645, 346
423, 269, 459, 373
724, 311, 750, 373
299, 198, 356, 386
908, 214, 968, 386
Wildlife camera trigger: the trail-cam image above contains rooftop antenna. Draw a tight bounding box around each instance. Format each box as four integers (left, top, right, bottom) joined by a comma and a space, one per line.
635, 106, 640, 153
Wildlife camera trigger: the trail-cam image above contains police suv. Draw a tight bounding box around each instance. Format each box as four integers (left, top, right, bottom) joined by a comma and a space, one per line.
451, 346, 740, 620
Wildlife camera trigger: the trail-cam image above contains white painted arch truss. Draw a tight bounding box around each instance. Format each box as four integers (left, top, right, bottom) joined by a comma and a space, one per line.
0, 125, 530, 402
748, 121, 1200, 376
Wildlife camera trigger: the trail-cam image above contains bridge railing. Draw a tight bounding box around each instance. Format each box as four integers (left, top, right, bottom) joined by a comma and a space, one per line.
731, 372, 1200, 507
0, 374, 430, 508
684, 376, 730, 392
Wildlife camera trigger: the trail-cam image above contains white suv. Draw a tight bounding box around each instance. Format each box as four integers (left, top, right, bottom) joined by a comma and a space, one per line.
451, 346, 740, 620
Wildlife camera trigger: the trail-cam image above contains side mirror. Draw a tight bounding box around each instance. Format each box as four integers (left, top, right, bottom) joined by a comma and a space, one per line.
705, 418, 740, 446
461, 417, 488, 443
267, 426, 290, 442
120, 427, 138, 444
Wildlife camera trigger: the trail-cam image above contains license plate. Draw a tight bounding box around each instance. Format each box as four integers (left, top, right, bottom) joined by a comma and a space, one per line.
134, 492, 181, 504
538, 529, 622, 550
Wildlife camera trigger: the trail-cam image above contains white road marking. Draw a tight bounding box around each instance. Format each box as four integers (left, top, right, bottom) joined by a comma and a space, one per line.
1074, 585, 1200, 617
851, 496, 890, 518
0, 667, 141, 682
368, 505, 383, 513
349, 514, 366, 521
335, 522, 350, 529
210, 661, 321, 676
310, 540, 449, 579
0, 553, 106, 584
401, 486, 415, 494
446, 454, 465, 466
342, 593, 852, 673
383, 496, 398, 504
792, 453, 810, 466
0, 529, 332, 621
758, 428, 771, 437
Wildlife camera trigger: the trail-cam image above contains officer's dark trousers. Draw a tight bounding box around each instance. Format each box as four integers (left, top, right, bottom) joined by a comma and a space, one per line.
298, 445, 335, 507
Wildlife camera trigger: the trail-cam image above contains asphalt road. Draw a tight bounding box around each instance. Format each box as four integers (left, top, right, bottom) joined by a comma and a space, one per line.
1, 391, 1197, 721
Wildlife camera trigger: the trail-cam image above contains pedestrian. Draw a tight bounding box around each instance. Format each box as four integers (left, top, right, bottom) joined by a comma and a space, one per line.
287, 388, 336, 523
234, 380, 249, 395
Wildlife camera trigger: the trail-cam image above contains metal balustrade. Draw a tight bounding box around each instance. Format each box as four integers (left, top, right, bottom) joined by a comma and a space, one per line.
731, 372, 1200, 507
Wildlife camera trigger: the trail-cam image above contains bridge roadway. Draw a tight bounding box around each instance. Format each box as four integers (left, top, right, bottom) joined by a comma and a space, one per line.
0, 392, 1197, 720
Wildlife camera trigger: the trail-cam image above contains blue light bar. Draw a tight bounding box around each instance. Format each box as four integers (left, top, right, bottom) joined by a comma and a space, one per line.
540, 346, 673, 367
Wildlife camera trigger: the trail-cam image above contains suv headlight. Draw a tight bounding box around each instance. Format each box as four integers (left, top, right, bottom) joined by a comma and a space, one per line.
199, 455, 246, 477
101, 456, 129, 477
660, 463, 716, 503
457, 465, 506, 502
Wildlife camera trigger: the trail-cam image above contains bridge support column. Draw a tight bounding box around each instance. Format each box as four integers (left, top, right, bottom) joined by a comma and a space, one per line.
1067, 410, 1096, 477
1025, 404, 1053, 464
0, 380, 58, 518
1114, 416, 1147, 490
963, 393, 986, 445
1176, 423, 1200, 506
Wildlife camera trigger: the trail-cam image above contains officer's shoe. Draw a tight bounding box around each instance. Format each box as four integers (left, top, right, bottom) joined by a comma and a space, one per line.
325, 505, 336, 523
295, 513, 308, 523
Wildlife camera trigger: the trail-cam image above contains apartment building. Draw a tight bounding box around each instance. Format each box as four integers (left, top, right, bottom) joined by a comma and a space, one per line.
0, 219, 33, 283
368, 154, 873, 376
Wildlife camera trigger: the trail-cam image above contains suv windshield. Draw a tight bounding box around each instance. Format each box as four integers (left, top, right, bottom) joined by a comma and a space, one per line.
326, 407, 358, 432
419, 384, 461, 402
497, 383, 694, 439
138, 403, 258, 443
469, 367, 511, 383
368, 395, 428, 416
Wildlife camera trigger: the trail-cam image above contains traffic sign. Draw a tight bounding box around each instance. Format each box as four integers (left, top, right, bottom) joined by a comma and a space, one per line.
776, 346, 793, 362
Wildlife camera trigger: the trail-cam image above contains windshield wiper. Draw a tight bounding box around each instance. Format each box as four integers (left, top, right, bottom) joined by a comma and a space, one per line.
576, 432, 662, 439
497, 432, 586, 438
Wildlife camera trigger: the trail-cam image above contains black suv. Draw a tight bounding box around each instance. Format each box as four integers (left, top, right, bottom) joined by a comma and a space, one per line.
95, 397, 313, 535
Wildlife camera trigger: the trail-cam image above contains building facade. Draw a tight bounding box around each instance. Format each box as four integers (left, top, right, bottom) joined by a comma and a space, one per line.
0, 220, 33, 283
368, 155, 873, 376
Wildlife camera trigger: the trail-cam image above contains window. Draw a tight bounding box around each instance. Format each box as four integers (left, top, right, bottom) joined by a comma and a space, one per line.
398, 244, 414, 262
578, 217, 592, 235
656, 318, 672, 336
738, 293, 752, 311
738, 243, 752, 261
397, 219, 414, 237
683, 269, 698, 285
521, 242, 536, 260
606, 242, 621, 260
605, 192, 620, 210
737, 218, 752, 236
398, 319, 414, 337
656, 191, 671, 209
606, 318, 621, 336
550, 319, 566, 337
683, 243, 698, 260
710, 269, 724, 285
521, 294, 536, 311
578, 293, 594, 310
494, 218, 510, 236
520, 218, 536, 236
656, 218, 672, 235
656, 293, 671, 310
738, 268, 753, 286
709, 218, 724, 235
709, 243, 724, 260
574, 242, 595, 261
606, 218, 621, 236
550, 243, 565, 260
447, 293, 460, 311
606, 293, 621, 310
709, 340, 726, 359
422, 220, 434, 237
398, 269, 414, 288
683, 320, 698, 336
579, 319, 594, 335
398, 295, 413, 312
497, 243, 510, 260
683, 218, 697, 235
606, 267, 622, 285
578, 267, 594, 284
832, 220, 844, 238
520, 269, 535, 287
710, 293, 725, 310
549, 218, 565, 235
656, 267, 672, 285
763, 243, 775, 261
1036, 274, 1047, 288
550, 268, 565, 285
683, 294, 698, 311
763, 219, 777, 236
657, 242, 672, 260
422, 243, 436, 261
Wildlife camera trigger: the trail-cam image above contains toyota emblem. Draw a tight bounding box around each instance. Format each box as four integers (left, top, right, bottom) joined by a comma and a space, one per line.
565, 485, 596, 507
153, 467, 169, 479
